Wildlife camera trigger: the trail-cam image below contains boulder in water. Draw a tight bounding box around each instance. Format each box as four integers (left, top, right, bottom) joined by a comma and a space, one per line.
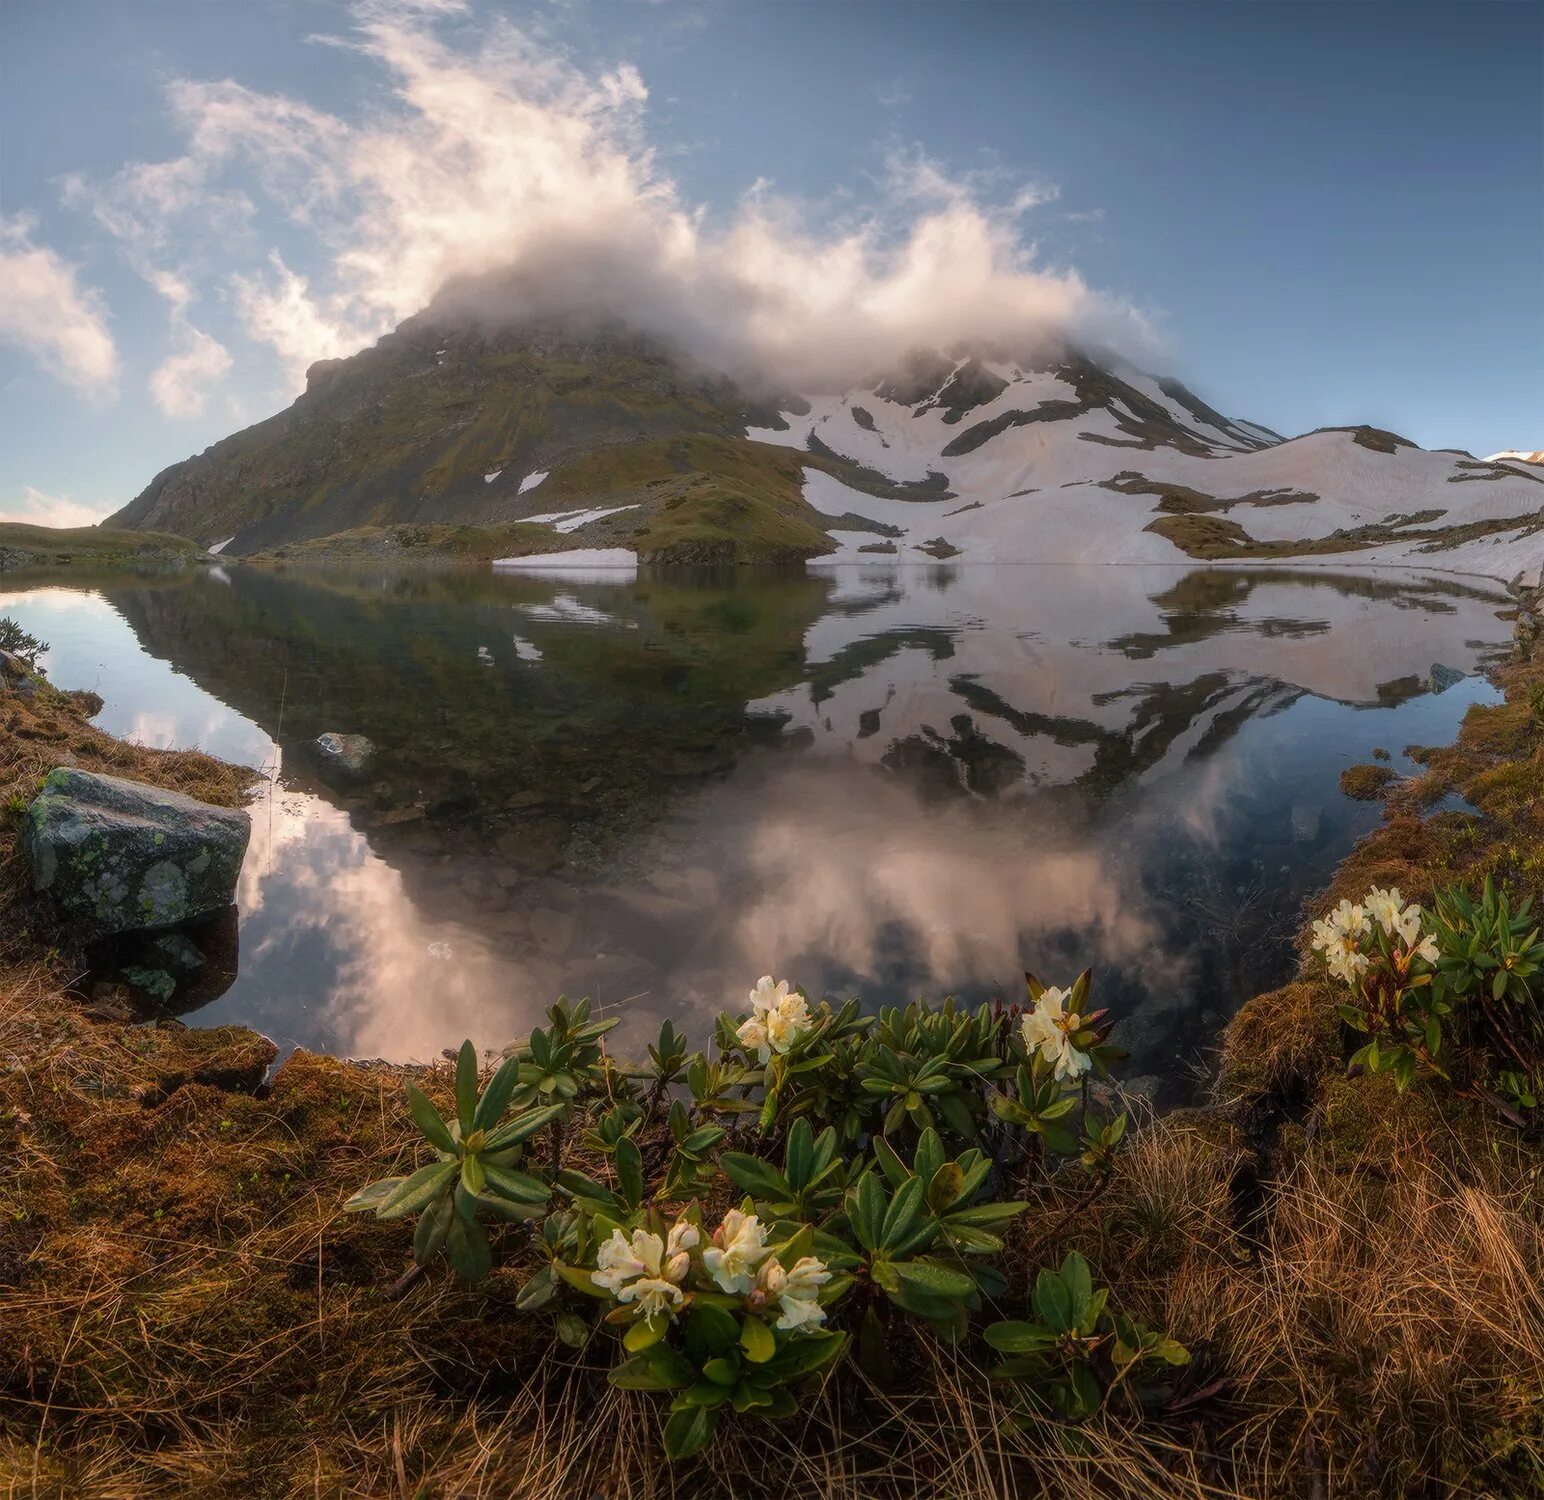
314, 732, 375, 778
26, 768, 250, 937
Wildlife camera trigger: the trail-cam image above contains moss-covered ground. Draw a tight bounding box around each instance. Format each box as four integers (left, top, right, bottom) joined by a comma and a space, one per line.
3, 615, 1543, 1497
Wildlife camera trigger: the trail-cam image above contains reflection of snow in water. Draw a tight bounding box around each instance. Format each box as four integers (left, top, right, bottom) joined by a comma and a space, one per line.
518, 591, 635, 627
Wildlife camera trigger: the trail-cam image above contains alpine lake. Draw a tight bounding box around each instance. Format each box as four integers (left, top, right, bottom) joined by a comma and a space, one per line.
1, 560, 1513, 1106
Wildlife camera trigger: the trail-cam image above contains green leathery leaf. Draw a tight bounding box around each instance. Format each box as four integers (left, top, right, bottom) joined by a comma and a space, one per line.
444, 1209, 492, 1283
740, 1316, 776, 1364
453, 1040, 479, 1134
472, 1053, 525, 1132
663, 1404, 717, 1460
404, 1082, 457, 1154
412, 1190, 455, 1265
378, 1160, 459, 1220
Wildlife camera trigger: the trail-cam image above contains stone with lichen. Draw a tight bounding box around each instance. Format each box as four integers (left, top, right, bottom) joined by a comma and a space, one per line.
25, 767, 250, 937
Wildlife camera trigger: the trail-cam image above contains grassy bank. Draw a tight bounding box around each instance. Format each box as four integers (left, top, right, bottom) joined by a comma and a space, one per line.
2, 619, 1542, 1497
0, 523, 211, 572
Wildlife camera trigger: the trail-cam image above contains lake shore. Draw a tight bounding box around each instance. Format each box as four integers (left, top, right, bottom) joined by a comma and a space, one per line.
2, 610, 1542, 1497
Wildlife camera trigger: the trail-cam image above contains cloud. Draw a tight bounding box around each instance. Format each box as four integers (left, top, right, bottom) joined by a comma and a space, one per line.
0, 485, 110, 529
0, 215, 119, 394
66, 0, 1146, 392
150, 319, 235, 417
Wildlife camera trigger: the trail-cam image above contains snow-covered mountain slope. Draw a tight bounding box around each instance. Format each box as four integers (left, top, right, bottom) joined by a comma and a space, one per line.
109, 313, 1543, 582
736, 351, 1544, 581
1487, 450, 1544, 467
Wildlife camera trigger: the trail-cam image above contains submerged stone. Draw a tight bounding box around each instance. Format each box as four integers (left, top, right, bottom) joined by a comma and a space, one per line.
314, 732, 375, 778
26, 768, 251, 937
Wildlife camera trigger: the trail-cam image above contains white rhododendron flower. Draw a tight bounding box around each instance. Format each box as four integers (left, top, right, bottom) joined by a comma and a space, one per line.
1365, 887, 1403, 937
1311, 898, 1376, 987
735, 976, 812, 1062
1324, 945, 1371, 985
1366, 886, 1425, 947
593, 1222, 694, 1319
1415, 933, 1440, 965
703, 1208, 770, 1294
756, 1253, 831, 1330
1020, 985, 1092, 1082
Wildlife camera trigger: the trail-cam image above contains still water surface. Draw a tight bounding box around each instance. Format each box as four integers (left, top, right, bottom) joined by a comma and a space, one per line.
1, 562, 1510, 1102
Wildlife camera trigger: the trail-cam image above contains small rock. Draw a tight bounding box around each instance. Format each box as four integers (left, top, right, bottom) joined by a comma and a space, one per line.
1289, 802, 1322, 843
1428, 663, 1466, 693
313, 732, 375, 778
26, 769, 251, 937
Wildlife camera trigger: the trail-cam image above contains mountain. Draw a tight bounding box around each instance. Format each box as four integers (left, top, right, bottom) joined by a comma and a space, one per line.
1487, 450, 1544, 467
108, 316, 1544, 577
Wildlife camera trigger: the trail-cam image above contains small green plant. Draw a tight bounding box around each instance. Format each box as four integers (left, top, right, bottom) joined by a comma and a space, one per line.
661, 1100, 726, 1196
984, 1252, 1189, 1422
0, 618, 47, 664
344, 1040, 562, 1281
719, 1117, 851, 1221
1314, 881, 1544, 1107
502, 996, 620, 1106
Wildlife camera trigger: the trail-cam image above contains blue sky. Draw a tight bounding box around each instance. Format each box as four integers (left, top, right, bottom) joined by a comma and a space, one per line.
1, 0, 1540, 526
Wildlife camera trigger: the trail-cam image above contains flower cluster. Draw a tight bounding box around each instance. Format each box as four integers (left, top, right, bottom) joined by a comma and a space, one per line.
1310, 897, 1372, 983
736, 976, 812, 1063
1312, 886, 1437, 986
703, 1208, 830, 1330
593, 1220, 698, 1319
592, 1208, 831, 1332
1020, 985, 1092, 1082
1366, 886, 1438, 962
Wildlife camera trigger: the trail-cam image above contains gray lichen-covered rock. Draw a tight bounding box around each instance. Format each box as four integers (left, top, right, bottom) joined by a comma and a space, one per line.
26, 768, 251, 936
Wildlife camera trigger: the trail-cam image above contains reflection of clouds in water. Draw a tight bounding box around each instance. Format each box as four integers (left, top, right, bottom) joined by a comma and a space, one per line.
708, 767, 1173, 999
236, 777, 547, 1059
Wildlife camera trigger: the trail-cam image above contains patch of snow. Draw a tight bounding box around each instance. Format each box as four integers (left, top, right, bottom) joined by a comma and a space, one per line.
477, 645, 494, 665
512, 635, 543, 662
522, 503, 639, 534
494, 548, 640, 576
484, 469, 503, 484
518, 470, 549, 494
208, 537, 234, 555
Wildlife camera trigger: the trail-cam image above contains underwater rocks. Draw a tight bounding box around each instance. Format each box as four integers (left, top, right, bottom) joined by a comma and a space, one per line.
26, 768, 251, 937
313, 732, 376, 779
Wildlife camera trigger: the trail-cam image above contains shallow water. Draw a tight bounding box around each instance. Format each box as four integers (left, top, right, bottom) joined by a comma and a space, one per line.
1, 561, 1509, 1102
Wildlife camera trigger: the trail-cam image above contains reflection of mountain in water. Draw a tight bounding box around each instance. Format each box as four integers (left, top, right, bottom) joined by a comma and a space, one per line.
42, 561, 1508, 1098
102, 565, 834, 872
750, 564, 1506, 796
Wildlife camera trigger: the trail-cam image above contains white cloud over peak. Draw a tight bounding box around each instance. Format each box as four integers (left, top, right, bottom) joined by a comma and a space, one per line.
64, 0, 1143, 394
0, 216, 119, 394
0, 485, 110, 529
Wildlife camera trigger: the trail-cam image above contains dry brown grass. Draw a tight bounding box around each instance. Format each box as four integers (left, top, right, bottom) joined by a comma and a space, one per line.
5, 636, 1544, 1496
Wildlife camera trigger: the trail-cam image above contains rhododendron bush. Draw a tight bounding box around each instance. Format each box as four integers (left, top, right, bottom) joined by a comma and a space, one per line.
346, 879, 1542, 1460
